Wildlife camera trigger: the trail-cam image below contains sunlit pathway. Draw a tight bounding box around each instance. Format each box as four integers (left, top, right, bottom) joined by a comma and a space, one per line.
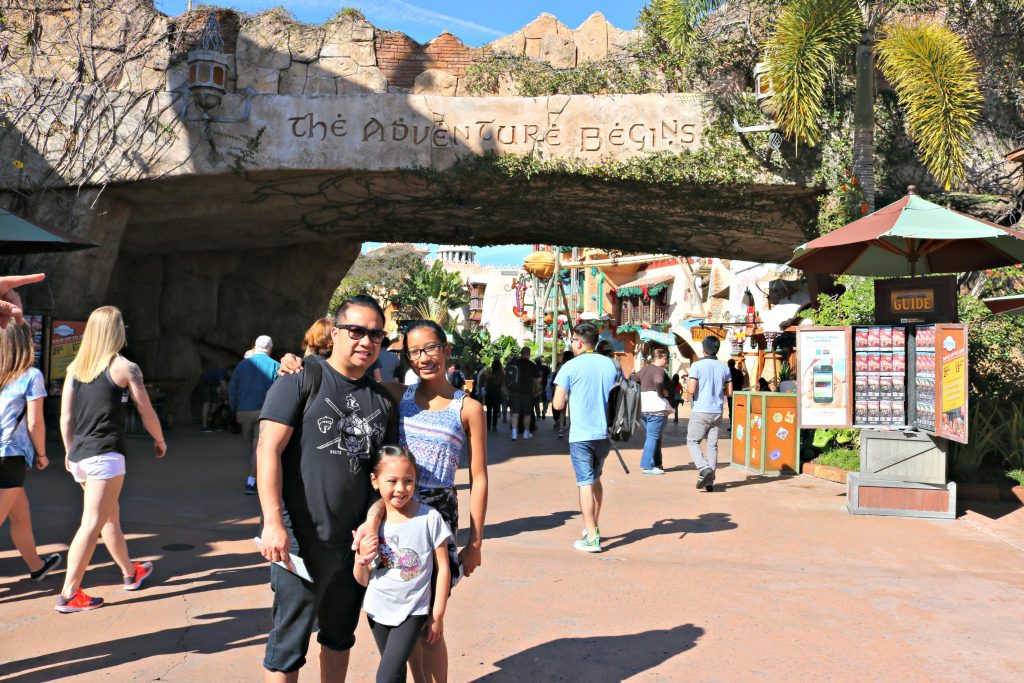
2, 416, 1023, 681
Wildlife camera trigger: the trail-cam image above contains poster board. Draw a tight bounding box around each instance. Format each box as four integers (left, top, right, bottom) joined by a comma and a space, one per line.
796, 326, 852, 429
48, 320, 87, 395
936, 324, 968, 444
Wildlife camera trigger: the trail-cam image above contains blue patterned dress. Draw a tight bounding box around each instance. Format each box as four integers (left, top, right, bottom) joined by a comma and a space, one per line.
398, 385, 466, 586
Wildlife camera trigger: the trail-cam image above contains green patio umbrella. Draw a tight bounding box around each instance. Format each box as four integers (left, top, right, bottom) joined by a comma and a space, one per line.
788, 187, 1024, 277
1, 207, 97, 254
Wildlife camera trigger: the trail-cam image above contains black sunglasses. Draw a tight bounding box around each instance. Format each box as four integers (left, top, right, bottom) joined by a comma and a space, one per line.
334, 324, 387, 344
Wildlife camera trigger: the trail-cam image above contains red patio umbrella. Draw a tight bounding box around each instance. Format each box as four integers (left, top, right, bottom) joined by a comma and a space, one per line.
788, 187, 1024, 277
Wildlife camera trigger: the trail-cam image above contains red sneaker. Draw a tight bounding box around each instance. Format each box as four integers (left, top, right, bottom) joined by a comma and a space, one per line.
54, 588, 104, 613
123, 561, 154, 591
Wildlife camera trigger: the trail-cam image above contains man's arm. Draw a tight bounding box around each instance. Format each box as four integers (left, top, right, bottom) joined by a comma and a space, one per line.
687, 377, 698, 397
257, 419, 296, 570
552, 385, 568, 412
228, 369, 239, 412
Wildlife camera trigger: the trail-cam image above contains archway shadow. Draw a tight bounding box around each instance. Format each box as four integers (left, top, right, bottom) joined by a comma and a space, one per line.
600, 513, 736, 552
473, 623, 705, 681
0, 607, 267, 682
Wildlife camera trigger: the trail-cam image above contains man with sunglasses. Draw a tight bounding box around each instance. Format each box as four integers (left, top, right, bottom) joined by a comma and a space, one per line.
256, 295, 399, 682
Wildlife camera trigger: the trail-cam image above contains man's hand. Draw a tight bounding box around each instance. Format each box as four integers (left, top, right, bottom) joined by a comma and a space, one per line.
278, 353, 304, 376
458, 544, 482, 577
0, 273, 45, 329
260, 521, 294, 572
154, 439, 167, 458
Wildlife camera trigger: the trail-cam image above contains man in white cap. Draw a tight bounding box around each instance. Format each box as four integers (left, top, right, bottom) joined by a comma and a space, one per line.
229, 335, 280, 494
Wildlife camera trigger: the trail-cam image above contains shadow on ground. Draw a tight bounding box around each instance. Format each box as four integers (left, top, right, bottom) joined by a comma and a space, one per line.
0, 608, 267, 682
600, 513, 737, 552
473, 623, 705, 681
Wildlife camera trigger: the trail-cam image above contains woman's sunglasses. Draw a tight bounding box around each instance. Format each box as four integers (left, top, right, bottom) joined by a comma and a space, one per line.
334, 324, 387, 344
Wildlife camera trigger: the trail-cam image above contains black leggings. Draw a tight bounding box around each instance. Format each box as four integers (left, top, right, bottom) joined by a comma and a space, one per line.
485, 399, 502, 430
369, 614, 428, 683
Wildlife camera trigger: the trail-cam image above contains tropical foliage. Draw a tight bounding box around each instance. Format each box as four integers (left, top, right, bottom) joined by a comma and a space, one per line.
759, 0, 982, 198
396, 260, 470, 326
329, 244, 425, 314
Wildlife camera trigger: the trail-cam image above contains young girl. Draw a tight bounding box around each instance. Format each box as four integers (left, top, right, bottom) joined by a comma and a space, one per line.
355, 446, 452, 683
56, 306, 166, 613
0, 322, 62, 581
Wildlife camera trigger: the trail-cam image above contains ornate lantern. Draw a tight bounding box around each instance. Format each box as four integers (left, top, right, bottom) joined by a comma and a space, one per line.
753, 62, 774, 116
187, 15, 230, 112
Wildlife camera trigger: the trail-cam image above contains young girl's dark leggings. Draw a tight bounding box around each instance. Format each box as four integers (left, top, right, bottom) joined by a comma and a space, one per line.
368, 614, 429, 683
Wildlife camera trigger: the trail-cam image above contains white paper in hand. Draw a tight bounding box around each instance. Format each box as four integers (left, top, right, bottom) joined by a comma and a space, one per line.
253, 537, 313, 582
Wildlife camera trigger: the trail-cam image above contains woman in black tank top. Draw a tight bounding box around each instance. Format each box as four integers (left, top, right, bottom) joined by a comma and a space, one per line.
55, 306, 167, 613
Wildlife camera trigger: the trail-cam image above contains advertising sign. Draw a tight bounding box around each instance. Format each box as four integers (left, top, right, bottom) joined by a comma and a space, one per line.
874, 276, 958, 324
797, 327, 852, 428
937, 324, 968, 444
48, 320, 87, 395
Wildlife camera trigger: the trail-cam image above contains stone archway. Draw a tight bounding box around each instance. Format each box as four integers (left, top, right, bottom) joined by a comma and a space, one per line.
0, 2, 822, 419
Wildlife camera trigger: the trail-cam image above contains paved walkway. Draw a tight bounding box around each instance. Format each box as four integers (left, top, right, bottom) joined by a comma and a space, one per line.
2, 415, 1023, 682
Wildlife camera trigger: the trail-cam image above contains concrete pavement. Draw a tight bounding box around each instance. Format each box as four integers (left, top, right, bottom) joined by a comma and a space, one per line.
2, 414, 1023, 682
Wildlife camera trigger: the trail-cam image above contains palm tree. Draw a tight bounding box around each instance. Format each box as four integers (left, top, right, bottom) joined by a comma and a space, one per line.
397, 260, 470, 324
657, 1, 984, 211
764, 0, 982, 210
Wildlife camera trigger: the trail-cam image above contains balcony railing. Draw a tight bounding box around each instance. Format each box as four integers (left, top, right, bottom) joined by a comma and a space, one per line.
618, 301, 670, 326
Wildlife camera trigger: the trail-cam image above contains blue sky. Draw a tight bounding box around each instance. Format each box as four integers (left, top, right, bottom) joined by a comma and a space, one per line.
363, 242, 533, 267
156, 1, 647, 47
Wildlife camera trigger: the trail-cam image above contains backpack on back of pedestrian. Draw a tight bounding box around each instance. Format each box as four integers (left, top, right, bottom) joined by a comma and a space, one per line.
607, 372, 642, 442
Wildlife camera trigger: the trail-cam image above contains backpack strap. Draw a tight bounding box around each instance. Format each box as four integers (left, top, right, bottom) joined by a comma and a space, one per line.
366, 379, 400, 442
299, 359, 323, 417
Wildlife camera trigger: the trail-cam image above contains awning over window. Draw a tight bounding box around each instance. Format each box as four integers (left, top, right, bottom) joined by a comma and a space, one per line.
615, 274, 674, 297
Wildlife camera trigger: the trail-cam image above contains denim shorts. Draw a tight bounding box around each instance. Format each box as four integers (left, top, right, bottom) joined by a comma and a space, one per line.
569, 439, 611, 486
68, 453, 126, 483
263, 527, 366, 673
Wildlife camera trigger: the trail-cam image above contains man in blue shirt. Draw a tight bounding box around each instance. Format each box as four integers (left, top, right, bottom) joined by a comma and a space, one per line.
229, 335, 280, 494
687, 336, 732, 492
552, 323, 618, 553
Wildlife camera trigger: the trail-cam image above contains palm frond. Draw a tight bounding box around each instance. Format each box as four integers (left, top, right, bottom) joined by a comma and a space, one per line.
876, 20, 983, 190
652, 0, 729, 55
764, 0, 862, 147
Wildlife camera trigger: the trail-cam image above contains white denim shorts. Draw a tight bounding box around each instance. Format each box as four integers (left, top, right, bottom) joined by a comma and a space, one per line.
69, 453, 126, 483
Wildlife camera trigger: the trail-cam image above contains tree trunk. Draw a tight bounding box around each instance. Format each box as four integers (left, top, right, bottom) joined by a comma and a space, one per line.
853, 32, 876, 212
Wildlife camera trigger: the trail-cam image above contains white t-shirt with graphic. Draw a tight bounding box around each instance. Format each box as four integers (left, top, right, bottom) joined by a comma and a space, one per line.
363, 503, 452, 626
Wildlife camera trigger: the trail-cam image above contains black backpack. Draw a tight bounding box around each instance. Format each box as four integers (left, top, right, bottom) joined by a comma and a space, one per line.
607, 373, 642, 442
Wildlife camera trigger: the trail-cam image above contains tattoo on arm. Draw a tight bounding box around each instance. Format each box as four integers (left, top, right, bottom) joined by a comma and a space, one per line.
128, 362, 145, 390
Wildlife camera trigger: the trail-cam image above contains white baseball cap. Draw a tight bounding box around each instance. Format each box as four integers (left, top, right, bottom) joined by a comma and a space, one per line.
254, 335, 273, 353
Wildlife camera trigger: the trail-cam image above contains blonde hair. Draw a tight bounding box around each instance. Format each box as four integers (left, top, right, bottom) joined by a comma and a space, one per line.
0, 322, 34, 390
67, 306, 126, 384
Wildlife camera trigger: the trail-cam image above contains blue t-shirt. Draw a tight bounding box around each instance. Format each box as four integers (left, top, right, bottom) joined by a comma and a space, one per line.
0, 368, 47, 466
229, 353, 280, 412
554, 353, 618, 443
689, 356, 732, 414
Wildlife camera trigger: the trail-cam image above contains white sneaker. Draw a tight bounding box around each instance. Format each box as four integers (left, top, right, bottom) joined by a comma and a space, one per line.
511, 429, 518, 441
523, 431, 533, 440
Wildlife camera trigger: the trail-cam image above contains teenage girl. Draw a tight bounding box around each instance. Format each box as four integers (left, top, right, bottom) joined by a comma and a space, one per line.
392, 320, 488, 682
0, 322, 62, 581
56, 306, 166, 613
355, 446, 452, 683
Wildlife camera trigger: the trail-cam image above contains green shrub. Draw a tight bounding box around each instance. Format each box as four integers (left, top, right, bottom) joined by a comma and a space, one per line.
817, 448, 860, 471
1007, 469, 1024, 487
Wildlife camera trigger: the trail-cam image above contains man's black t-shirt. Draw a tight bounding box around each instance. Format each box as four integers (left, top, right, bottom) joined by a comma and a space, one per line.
260, 363, 397, 547
506, 358, 538, 395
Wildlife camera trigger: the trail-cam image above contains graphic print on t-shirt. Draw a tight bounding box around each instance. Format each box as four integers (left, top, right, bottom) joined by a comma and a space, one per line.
378, 533, 423, 581
315, 393, 384, 474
